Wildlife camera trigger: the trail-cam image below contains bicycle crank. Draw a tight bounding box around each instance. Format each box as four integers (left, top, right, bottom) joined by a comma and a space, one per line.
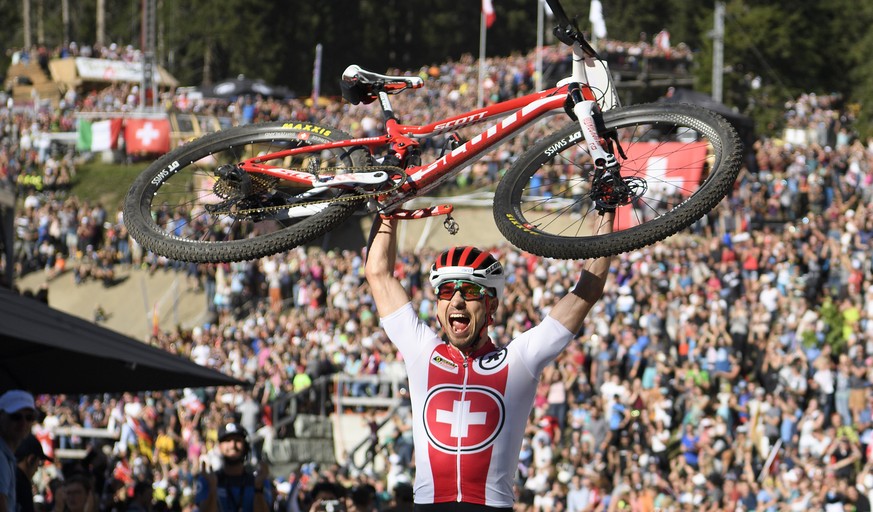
381, 204, 459, 235
206, 166, 407, 219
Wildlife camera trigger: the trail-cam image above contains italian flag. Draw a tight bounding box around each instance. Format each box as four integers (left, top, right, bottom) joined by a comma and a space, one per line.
77, 119, 122, 152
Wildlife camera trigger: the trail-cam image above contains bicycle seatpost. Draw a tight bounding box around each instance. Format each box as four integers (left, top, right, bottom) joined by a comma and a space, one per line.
377, 91, 398, 123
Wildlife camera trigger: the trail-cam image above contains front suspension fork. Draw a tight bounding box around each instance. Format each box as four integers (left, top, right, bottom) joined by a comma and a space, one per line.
566, 82, 637, 211
566, 82, 618, 173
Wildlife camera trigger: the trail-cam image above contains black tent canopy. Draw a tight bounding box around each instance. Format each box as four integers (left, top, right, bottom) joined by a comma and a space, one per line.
201, 76, 294, 100
0, 288, 245, 394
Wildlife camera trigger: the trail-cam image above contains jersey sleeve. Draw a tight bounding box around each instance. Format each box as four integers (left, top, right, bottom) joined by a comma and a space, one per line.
509, 315, 575, 377
380, 302, 440, 365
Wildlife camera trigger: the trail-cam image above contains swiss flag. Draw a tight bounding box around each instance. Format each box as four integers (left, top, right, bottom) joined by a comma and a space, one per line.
482, 0, 496, 28
615, 141, 708, 229
125, 118, 171, 154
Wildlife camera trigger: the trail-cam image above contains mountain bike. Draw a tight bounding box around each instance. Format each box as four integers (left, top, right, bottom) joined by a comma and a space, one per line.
124, 0, 742, 264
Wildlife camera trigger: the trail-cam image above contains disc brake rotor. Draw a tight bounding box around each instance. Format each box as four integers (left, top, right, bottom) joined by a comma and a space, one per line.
591, 175, 648, 210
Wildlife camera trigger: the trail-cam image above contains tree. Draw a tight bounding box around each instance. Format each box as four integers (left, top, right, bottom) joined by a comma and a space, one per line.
845, 1, 873, 138
4, 0, 873, 139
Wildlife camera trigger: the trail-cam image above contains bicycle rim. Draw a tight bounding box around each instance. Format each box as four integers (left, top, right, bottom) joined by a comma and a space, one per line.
124, 122, 368, 263
493, 103, 743, 259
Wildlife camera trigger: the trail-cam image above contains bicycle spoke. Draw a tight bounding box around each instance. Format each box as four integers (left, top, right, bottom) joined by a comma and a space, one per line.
126, 120, 370, 262
494, 103, 741, 259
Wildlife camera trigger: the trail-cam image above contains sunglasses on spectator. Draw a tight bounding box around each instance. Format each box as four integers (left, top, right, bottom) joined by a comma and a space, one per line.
8, 411, 35, 422
436, 280, 494, 301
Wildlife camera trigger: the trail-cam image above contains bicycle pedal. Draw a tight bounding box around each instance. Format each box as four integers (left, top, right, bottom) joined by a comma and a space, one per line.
443, 215, 459, 235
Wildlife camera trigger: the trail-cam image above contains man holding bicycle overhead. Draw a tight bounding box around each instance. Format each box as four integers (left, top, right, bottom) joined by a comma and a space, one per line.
364, 213, 613, 511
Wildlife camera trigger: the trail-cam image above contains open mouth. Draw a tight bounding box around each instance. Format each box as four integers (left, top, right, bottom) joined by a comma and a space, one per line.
449, 313, 471, 335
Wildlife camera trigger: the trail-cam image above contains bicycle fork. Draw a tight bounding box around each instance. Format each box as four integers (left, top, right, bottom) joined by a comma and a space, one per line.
565, 84, 616, 170
565, 58, 637, 212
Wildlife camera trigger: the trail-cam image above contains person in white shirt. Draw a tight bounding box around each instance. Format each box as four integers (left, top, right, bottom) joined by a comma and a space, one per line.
365, 213, 613, 511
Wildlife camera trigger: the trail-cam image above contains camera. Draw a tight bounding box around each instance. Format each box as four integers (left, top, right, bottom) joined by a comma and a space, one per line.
317, 500, 346, 512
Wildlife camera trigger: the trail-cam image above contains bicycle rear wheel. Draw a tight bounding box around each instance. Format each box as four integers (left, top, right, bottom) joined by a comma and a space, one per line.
124, 121, 369, 263
493, 103, 742, 259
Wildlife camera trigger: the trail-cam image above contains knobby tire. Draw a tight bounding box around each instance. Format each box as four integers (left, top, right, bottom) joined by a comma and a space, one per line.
493, 103, 743, 259
124, 121, 369, 263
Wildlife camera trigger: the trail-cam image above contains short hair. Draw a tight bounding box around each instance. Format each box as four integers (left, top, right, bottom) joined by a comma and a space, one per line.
310, 481, 345, 500
519, 488, 535, 505
63, 473, 93, 492
133, 481, 153, 498
351, 484, 375, 506
393, 483, 413, 503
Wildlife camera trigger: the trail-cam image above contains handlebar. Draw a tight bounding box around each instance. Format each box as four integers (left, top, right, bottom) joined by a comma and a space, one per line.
544, 0, 601, 60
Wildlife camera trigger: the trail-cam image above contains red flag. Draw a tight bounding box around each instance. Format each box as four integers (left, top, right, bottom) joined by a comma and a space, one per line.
125, 118, 171, 154
482, 0, 496, 28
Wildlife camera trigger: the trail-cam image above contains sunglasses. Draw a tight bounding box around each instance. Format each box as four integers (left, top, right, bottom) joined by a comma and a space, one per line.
436, 280, 494, 301
9, 412, 36, 423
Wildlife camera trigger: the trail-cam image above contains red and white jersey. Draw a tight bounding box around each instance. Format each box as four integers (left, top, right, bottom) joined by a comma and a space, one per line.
381, 303, 574, 508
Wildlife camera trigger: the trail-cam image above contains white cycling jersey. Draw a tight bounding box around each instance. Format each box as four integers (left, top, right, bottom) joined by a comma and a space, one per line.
381, 303, 574, 508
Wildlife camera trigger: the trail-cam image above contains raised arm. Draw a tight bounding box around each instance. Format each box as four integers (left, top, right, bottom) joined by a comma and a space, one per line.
548, 211, 614, 334
364, 216, 411, 317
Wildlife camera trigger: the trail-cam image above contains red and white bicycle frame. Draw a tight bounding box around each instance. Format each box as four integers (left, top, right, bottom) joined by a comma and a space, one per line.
239, 42, 617, 214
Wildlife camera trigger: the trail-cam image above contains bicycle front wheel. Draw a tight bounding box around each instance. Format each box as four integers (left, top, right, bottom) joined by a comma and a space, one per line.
124, 121, 369, 263
493, 103, 743, 259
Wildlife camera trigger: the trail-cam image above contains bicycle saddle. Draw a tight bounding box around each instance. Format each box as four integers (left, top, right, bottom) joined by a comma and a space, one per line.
341, 65, 423, 105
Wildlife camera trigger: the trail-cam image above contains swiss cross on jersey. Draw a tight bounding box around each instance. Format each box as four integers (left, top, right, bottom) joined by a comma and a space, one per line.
424, 385, 505, 452
423, 346, 510, 450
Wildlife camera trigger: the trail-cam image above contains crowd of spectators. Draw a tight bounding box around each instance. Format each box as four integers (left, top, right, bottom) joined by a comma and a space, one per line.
9, 40, 145, 67
3, 39, 873, 512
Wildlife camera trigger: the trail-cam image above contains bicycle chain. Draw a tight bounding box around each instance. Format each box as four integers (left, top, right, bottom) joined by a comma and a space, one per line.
210, 166, 407, 217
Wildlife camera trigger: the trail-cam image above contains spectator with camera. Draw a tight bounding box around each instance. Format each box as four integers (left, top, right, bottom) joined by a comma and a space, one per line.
195, 422, 272, 512
305, 481, 347, 512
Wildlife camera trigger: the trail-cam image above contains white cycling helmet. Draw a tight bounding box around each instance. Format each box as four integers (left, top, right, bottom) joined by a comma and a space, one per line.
429, 246, 505, 300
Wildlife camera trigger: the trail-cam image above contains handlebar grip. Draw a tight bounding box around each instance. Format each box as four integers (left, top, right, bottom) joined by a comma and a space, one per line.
545, 0, 573, 27
547, 0, 601, 59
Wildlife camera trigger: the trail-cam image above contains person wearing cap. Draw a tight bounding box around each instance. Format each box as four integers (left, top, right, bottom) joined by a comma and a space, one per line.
365, 214, 613, 511
1, 390, 37, 512
195, 422, 272, 512
15, 434, 52, 512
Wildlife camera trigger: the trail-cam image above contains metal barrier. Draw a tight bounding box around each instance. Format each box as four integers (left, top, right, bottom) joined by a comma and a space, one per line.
50, 426, 120, 460
261, 373, 405, 470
